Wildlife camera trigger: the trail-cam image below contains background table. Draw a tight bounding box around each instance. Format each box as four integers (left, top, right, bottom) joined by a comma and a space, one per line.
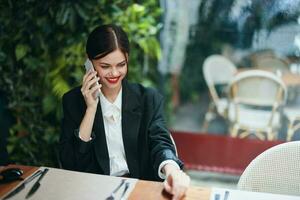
237, 68, 300, 86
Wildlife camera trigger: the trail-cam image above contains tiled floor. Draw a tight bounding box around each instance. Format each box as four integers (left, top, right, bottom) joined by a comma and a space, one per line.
187, 170, 239, 189
169, 92, 228, 135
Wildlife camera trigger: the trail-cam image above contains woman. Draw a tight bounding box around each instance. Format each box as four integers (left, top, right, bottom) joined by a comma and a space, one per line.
59, 24, 190, 199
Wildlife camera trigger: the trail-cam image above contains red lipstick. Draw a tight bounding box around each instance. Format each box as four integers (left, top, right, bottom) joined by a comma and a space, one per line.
106, 76, 120, 84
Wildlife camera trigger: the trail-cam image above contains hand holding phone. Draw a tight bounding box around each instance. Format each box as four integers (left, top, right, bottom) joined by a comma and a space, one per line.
84, 59, 101, 98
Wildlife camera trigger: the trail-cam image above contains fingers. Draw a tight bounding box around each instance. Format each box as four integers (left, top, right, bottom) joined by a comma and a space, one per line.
85, 77, 100, 92
81, 71, 99, 93
83, 71, 98, 90
164, 175, 173, 194
81, 70, 102, 105
81, 80, 101, 98
172, 186, 186, 200
164, 170, 190, 200
82, 70, 94, 84
90, 84, 102, 98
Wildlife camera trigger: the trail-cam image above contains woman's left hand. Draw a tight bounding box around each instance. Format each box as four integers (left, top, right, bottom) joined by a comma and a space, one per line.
163, 164, 190, 200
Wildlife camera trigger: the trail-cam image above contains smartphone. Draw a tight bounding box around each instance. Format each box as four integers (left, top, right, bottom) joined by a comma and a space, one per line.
84, 59, 101, 98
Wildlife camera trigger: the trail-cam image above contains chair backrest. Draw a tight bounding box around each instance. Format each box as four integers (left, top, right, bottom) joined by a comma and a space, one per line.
203, 55, 237, 85
203, 55, 237, 103
229, 70, 287, 106
238, 141, 300, 196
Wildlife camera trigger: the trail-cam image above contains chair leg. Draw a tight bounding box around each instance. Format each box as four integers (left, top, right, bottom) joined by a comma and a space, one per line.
292, 123, 300, 139
287, 120, 295, 141
202, 115, 210, 131
254, 131, 265, 140
266, 128, 274, 141
257, 133, 265, 140
231, 124, 239, 137
287, 121, 300, 141
202, 103, 216, 131
239, 130, 250, 138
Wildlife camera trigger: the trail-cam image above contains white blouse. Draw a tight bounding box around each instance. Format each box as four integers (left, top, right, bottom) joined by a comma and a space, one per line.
97, 88, 179, 178
99, 89, 129, 176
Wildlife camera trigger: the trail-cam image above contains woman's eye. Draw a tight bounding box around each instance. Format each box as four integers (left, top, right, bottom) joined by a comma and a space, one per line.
118, 63, 126, 67
100, 65, 110, 69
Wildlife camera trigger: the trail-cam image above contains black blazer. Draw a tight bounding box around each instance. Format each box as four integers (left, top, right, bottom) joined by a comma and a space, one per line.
59, 80, 183, 181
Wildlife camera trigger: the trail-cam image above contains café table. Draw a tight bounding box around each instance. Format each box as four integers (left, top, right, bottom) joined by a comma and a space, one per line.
281, 73, 300, 86
237, 68, 300, 86
1, 165, 299, 200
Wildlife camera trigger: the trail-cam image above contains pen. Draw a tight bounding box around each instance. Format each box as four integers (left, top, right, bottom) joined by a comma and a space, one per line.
223, 190, 230, 200
25, 168, 49, 199
3, 169, 42, 200
214, 193, 220, 200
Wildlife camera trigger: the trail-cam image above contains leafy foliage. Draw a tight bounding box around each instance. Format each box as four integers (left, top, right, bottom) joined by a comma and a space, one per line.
0, 0, 161, 166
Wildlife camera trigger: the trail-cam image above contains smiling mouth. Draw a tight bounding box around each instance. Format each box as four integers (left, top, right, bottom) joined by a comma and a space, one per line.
106, 76, 120, 84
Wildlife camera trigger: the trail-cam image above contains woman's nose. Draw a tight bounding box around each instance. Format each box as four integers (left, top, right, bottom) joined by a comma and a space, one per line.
111, 67, 119, 76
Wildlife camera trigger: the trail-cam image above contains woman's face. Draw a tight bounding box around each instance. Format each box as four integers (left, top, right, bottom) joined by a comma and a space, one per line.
92, 49, 128, 93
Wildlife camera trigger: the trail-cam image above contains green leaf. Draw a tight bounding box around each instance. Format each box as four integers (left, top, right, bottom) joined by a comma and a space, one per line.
75, 4, 89, 20
42, 95, 57, 114
15, 44, 29, 61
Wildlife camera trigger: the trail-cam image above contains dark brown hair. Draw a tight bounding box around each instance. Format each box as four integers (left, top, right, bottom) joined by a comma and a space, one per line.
86, 24, 130, 62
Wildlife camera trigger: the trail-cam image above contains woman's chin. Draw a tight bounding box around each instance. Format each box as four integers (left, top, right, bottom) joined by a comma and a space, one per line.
102, 82, 122, 91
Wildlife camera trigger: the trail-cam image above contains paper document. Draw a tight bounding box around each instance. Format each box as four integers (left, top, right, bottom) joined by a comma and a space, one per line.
3, 167, 138, 200
210, 187, 300, 200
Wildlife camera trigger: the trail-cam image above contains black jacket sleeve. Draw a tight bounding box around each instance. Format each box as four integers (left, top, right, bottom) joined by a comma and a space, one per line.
59, 90, 98, 172
147, 90, 184, 175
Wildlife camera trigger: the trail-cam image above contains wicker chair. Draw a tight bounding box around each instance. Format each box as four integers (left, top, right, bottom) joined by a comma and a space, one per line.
238, 141, 300, 196
202, 55, 237, 131
228, 70, 287, 140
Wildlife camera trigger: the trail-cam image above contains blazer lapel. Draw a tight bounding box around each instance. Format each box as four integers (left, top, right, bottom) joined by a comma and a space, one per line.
122, 81, 142, 178
93, 103, 110, 175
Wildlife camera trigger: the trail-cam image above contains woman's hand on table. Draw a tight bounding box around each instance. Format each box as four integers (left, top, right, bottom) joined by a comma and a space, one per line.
163, 163, 190, 200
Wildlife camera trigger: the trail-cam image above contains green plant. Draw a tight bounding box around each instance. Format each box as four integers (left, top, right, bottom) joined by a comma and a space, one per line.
0, 0, 161, 166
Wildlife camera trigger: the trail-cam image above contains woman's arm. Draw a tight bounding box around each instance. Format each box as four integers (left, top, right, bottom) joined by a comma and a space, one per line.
79, 107, 97, 141
59, 71, 101, 171
78, 70, 101, 141
148, 91, 183, 171
59, 94, 96, 171
147, 90, 190, 199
